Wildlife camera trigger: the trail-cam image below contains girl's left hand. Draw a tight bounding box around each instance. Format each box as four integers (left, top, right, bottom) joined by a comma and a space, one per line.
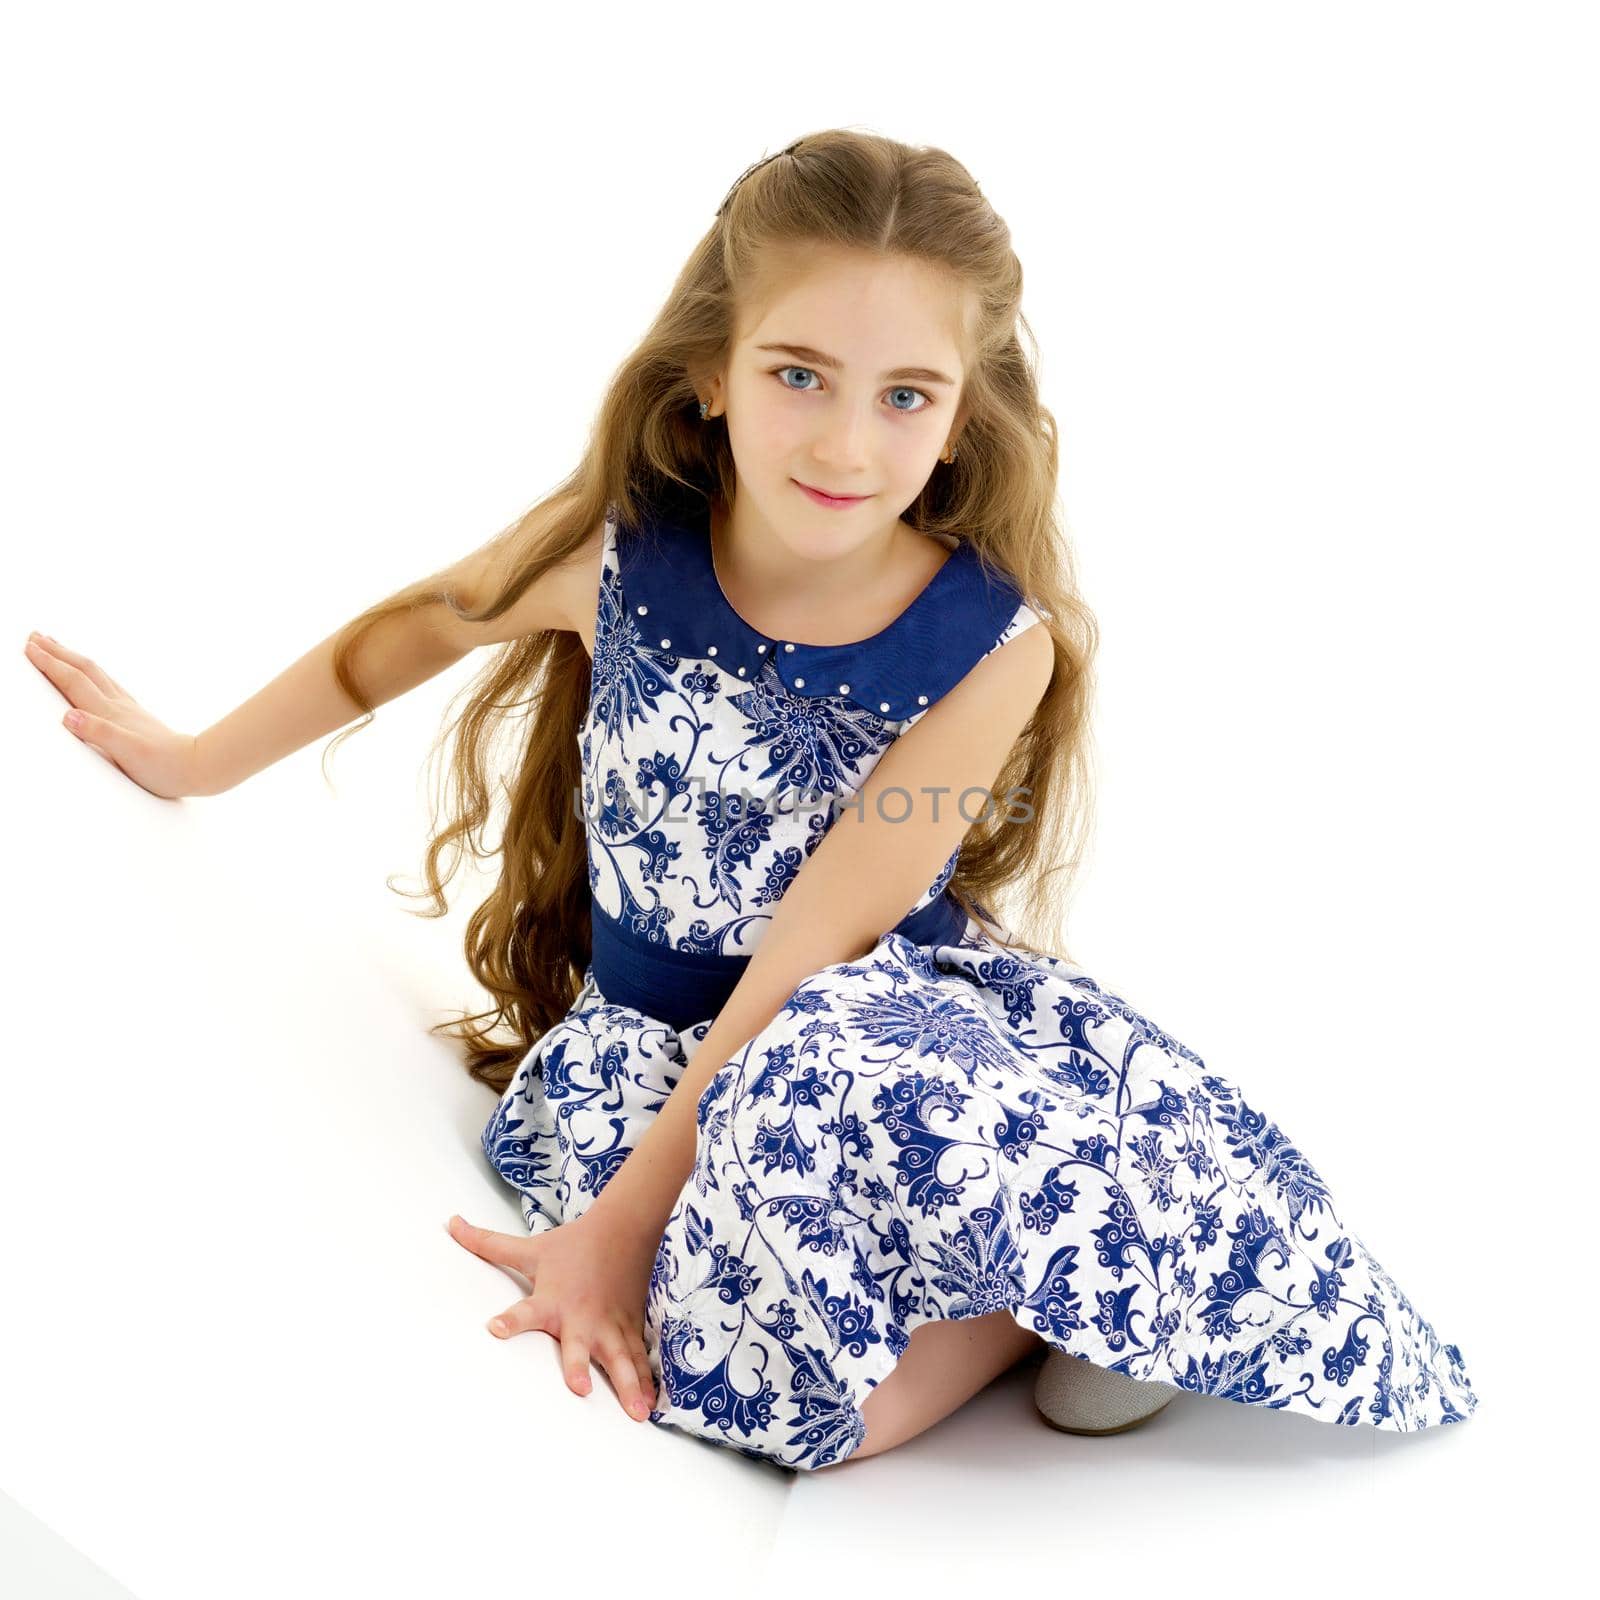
446, 1208, 661, 1422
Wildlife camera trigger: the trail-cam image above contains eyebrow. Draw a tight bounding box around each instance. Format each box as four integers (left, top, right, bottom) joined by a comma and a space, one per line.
754, 341, 957, 387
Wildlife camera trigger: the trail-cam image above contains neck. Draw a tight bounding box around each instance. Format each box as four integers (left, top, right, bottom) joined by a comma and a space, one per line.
710, 494, 903, 638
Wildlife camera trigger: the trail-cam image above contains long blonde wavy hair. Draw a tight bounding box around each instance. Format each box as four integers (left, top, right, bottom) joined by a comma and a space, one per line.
321, 127, 1100, 1096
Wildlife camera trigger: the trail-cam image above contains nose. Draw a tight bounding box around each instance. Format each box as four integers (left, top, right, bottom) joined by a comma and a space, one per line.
808, 405, 873, 476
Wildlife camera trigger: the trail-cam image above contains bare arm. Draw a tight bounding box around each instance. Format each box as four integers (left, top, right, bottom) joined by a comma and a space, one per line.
585, 618, 1056, 1249
29, 506, 603, 799
191, 611, 465, 795
197, 513, 604, 794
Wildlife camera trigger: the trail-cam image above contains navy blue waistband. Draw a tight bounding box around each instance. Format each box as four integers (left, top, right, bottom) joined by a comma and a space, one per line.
588, 890, 974, 1032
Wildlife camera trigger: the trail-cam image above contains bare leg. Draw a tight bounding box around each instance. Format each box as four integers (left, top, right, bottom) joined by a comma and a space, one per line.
817, 1308, 1046, 1468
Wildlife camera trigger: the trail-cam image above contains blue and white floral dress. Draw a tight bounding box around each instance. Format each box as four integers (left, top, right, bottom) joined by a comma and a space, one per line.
481, 497, 1481, 1472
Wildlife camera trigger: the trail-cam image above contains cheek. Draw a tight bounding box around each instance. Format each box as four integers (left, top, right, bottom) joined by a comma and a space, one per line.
884, 426, 940, 477
727, 389, 806, 458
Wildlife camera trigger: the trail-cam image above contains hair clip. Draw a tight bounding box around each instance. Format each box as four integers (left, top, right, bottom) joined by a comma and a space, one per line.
716, 139, 805, 218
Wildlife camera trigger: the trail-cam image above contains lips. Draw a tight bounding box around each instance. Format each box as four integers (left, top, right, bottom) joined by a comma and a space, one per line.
795, 479, 871, 504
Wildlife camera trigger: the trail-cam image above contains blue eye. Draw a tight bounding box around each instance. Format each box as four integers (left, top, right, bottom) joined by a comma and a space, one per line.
775, 365, 822, 393
771, 366, 932, 414
886, 384, 932, 414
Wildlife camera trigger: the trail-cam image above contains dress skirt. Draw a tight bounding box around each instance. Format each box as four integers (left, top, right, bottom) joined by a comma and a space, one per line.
481, 918, 1482, 1473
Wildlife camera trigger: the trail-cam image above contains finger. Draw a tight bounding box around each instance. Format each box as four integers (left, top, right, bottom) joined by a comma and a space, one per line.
25, 640, 113, 714
29, 632, 128, 699
598, 1330, 656, 1420
622, 1332, 659, 1415
62, 708, 134, 771
562, 1339, 593, 1398
624, 1350, 649, 1414
487, 1296, 547, 1339
28, 636, 131, 702
448, 1214, 534, 1274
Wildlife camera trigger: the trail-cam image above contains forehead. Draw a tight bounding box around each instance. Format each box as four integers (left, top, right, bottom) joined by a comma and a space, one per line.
737, 249, 970, 371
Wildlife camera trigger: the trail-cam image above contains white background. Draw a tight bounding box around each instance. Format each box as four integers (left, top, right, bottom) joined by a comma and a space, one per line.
3, 1, 1593, 1594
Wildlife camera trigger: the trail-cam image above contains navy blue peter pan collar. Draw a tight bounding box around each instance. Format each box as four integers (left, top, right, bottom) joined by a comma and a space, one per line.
614, 498, 1029, 723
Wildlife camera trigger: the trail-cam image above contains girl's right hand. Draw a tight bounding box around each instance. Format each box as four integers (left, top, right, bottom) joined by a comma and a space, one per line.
25, 632, 208, 799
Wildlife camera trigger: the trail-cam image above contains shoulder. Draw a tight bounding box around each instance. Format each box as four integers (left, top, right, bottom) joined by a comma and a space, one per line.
877, 598, 1052, 788
939, 602, 1054, 719
498, 507, 608, 640
438, 503, 608, 647
892, 556, 1054, 734
829, 590, 1051, 906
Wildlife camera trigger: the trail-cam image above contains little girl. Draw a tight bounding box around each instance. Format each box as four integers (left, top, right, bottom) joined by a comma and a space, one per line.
28, 128, 1480, 1475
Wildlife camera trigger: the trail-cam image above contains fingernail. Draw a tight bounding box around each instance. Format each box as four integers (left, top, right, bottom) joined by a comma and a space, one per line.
65, 710, 83, 729
489, 1318, 507, 1334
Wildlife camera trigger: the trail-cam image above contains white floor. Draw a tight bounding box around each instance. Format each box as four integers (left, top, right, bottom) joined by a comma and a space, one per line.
1, 671, 1574, 1599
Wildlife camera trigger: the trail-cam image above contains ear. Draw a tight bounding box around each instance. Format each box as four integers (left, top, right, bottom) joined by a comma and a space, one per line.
689, 362, 728, 418
946, 396, 971, 452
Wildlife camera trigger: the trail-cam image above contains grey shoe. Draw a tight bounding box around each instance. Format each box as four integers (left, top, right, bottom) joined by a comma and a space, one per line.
1034, 1349, 1177, 1436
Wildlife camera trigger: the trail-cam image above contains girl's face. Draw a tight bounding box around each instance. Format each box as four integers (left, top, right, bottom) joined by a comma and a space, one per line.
715, 249, 970, 557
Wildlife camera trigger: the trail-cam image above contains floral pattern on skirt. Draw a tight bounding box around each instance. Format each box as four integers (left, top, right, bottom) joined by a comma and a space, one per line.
482, 920, 1481, 1472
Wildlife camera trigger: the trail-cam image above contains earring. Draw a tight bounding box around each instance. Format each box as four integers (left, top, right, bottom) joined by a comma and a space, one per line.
699, 399, 711, 420
941, 443, 959, 463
